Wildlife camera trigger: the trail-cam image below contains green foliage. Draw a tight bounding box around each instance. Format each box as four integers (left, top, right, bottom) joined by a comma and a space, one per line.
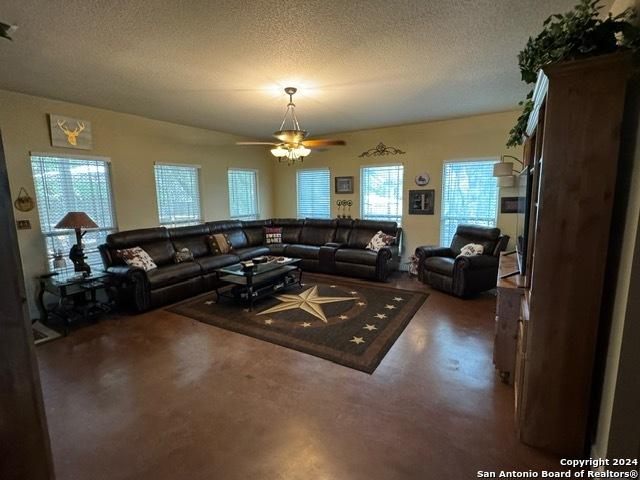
507, 0, 640, 147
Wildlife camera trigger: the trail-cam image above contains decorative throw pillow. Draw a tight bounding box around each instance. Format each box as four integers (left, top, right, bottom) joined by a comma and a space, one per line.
366, 230, 396, 252
457, 243, 484, 257
117, 246, 157, 271
174, 248, 194, 263
264, 227, 283, 244
207, 233, 233, 255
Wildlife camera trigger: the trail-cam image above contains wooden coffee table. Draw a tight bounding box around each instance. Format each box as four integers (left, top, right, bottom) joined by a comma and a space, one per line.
214, 257, 302, 310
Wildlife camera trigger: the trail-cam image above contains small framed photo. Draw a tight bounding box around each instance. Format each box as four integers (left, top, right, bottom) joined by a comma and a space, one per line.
335, 176, 354, 194
501, 196, 525, 214
408, 189, 435, 215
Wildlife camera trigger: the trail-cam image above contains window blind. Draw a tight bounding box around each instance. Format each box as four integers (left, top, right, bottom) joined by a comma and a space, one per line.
360, 165, 404, 225
228, 169, 259, 220
30, 154, 116, 272
440, 159, 498, 247
297, 169, 330, 219
154, 163, 201, 227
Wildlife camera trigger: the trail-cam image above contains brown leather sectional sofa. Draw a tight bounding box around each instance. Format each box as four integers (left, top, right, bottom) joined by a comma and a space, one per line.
99, 218, 402, 312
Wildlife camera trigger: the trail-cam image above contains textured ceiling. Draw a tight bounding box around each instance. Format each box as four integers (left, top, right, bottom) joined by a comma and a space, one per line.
1, 0, 588, 139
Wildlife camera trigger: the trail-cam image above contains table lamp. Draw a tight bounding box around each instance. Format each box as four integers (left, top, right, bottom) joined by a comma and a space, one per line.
55, 212, 98, 275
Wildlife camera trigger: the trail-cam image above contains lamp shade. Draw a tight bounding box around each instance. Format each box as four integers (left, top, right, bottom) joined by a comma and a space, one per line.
493, 162, 514, 177
498, 175, 515, 188
55, 211, 98, 229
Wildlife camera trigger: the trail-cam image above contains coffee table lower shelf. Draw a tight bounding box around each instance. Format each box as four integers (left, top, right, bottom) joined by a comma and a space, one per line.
215, 265, 302, 310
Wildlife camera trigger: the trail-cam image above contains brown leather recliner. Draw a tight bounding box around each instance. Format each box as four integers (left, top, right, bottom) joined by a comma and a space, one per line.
415, 225, 509, 298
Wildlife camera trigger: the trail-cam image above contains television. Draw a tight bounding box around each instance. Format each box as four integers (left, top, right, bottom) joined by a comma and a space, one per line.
515, 167, 533, 276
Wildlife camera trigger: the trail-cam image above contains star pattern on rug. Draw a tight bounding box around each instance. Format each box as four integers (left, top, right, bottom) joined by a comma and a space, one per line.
385, 304, 396, 310
375, 313, 387, 319
363, 324, 378, 331
301, 322, 312, 328
350, 336, 365, 345
393, 297, 404, 302
338, 315, 349, 320
257, 286, 354, 323
349, 291, 358, 295
204, 300, 214, 305
357, 301, 366, 306
264, 319, 274, 325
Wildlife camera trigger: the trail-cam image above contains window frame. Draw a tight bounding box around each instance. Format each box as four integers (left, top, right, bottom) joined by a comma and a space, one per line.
359, 163, 404, 225
30, 151, 118, 272
153, 161, 202, 227
227, 167, 260, 221
439, 157, 500, 247
296, 167, 331, 219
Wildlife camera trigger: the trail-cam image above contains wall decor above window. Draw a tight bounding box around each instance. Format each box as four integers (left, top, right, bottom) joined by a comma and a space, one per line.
49, 114, 92, 150
358, 142, 405, 158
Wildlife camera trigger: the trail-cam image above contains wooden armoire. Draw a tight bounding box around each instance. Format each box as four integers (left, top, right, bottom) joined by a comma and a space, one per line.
515, 52, 632, 455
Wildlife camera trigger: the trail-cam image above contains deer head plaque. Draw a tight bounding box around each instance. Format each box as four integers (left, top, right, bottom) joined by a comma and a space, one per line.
49, 114, 92, 150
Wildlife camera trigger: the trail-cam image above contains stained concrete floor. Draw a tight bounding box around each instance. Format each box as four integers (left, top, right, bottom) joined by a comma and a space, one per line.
36, 273, 559, 479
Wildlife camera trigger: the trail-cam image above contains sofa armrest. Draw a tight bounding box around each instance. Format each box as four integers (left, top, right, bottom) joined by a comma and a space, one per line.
106, 266, 151, 312
415, 246, 454, 260
107, 265, 146, 281
454, 254, 498, 270
375, 245, 400, 281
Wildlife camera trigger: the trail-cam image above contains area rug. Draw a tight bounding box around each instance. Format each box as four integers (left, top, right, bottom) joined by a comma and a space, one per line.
32, 321, 62, 345
168, 274, 428, 373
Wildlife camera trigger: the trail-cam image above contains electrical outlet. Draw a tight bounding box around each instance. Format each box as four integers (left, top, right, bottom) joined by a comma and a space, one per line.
16, 220, 31, 230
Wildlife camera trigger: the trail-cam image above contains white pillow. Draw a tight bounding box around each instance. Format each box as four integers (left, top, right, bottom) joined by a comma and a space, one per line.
366, 230, 396, 252
117, 246, 157, 271
457, 243, 484, 258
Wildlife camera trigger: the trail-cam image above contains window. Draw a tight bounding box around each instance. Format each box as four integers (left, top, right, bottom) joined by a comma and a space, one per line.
440, 159, 499, 246
154, 163, 201, 227
228, 169, 259, 220
297, 168, 330, 219
30, 153, 116, 272
360, 164, 404, 225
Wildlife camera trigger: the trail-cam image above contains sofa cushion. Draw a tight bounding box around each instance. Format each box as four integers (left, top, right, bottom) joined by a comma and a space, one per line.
106, 227, 175, 266
169, 224, 211, 258
334, 218, 353, 245
335, 248, 378, 266
424, 256, 456, 276
348, 219, 398, 249
450, 225, 500, 256
196, 254, 241, 273
225, 229, 248, 249
241, 220, 272, 246
300, 219, 336, 246
207, 233, 233, 254
266, 243, 288, 255
117, 246, 157, 271
234, 246, 270, 261
286, 244, 321, 260
271, 218, 304, 243
264, 227, 283, 244
146, 262, 203, 289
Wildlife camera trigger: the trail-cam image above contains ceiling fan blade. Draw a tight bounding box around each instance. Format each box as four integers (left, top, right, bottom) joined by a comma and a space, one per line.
302, 139, 346, 147
236, 141, 277, 145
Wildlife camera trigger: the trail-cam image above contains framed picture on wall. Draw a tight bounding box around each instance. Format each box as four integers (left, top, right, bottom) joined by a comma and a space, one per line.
501, 196, 526, 214
335, 176, 354, 194
408, 189, 435, 215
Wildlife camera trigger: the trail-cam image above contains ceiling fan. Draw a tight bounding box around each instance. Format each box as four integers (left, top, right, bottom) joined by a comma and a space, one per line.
236, 87, 345, 165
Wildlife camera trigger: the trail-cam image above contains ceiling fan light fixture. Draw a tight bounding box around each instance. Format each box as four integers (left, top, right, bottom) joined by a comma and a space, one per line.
296, 145, 311, 157
270, 145, 288, 157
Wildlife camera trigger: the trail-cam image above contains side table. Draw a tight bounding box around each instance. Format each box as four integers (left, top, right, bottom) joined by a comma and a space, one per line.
37, 271, 115, 335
